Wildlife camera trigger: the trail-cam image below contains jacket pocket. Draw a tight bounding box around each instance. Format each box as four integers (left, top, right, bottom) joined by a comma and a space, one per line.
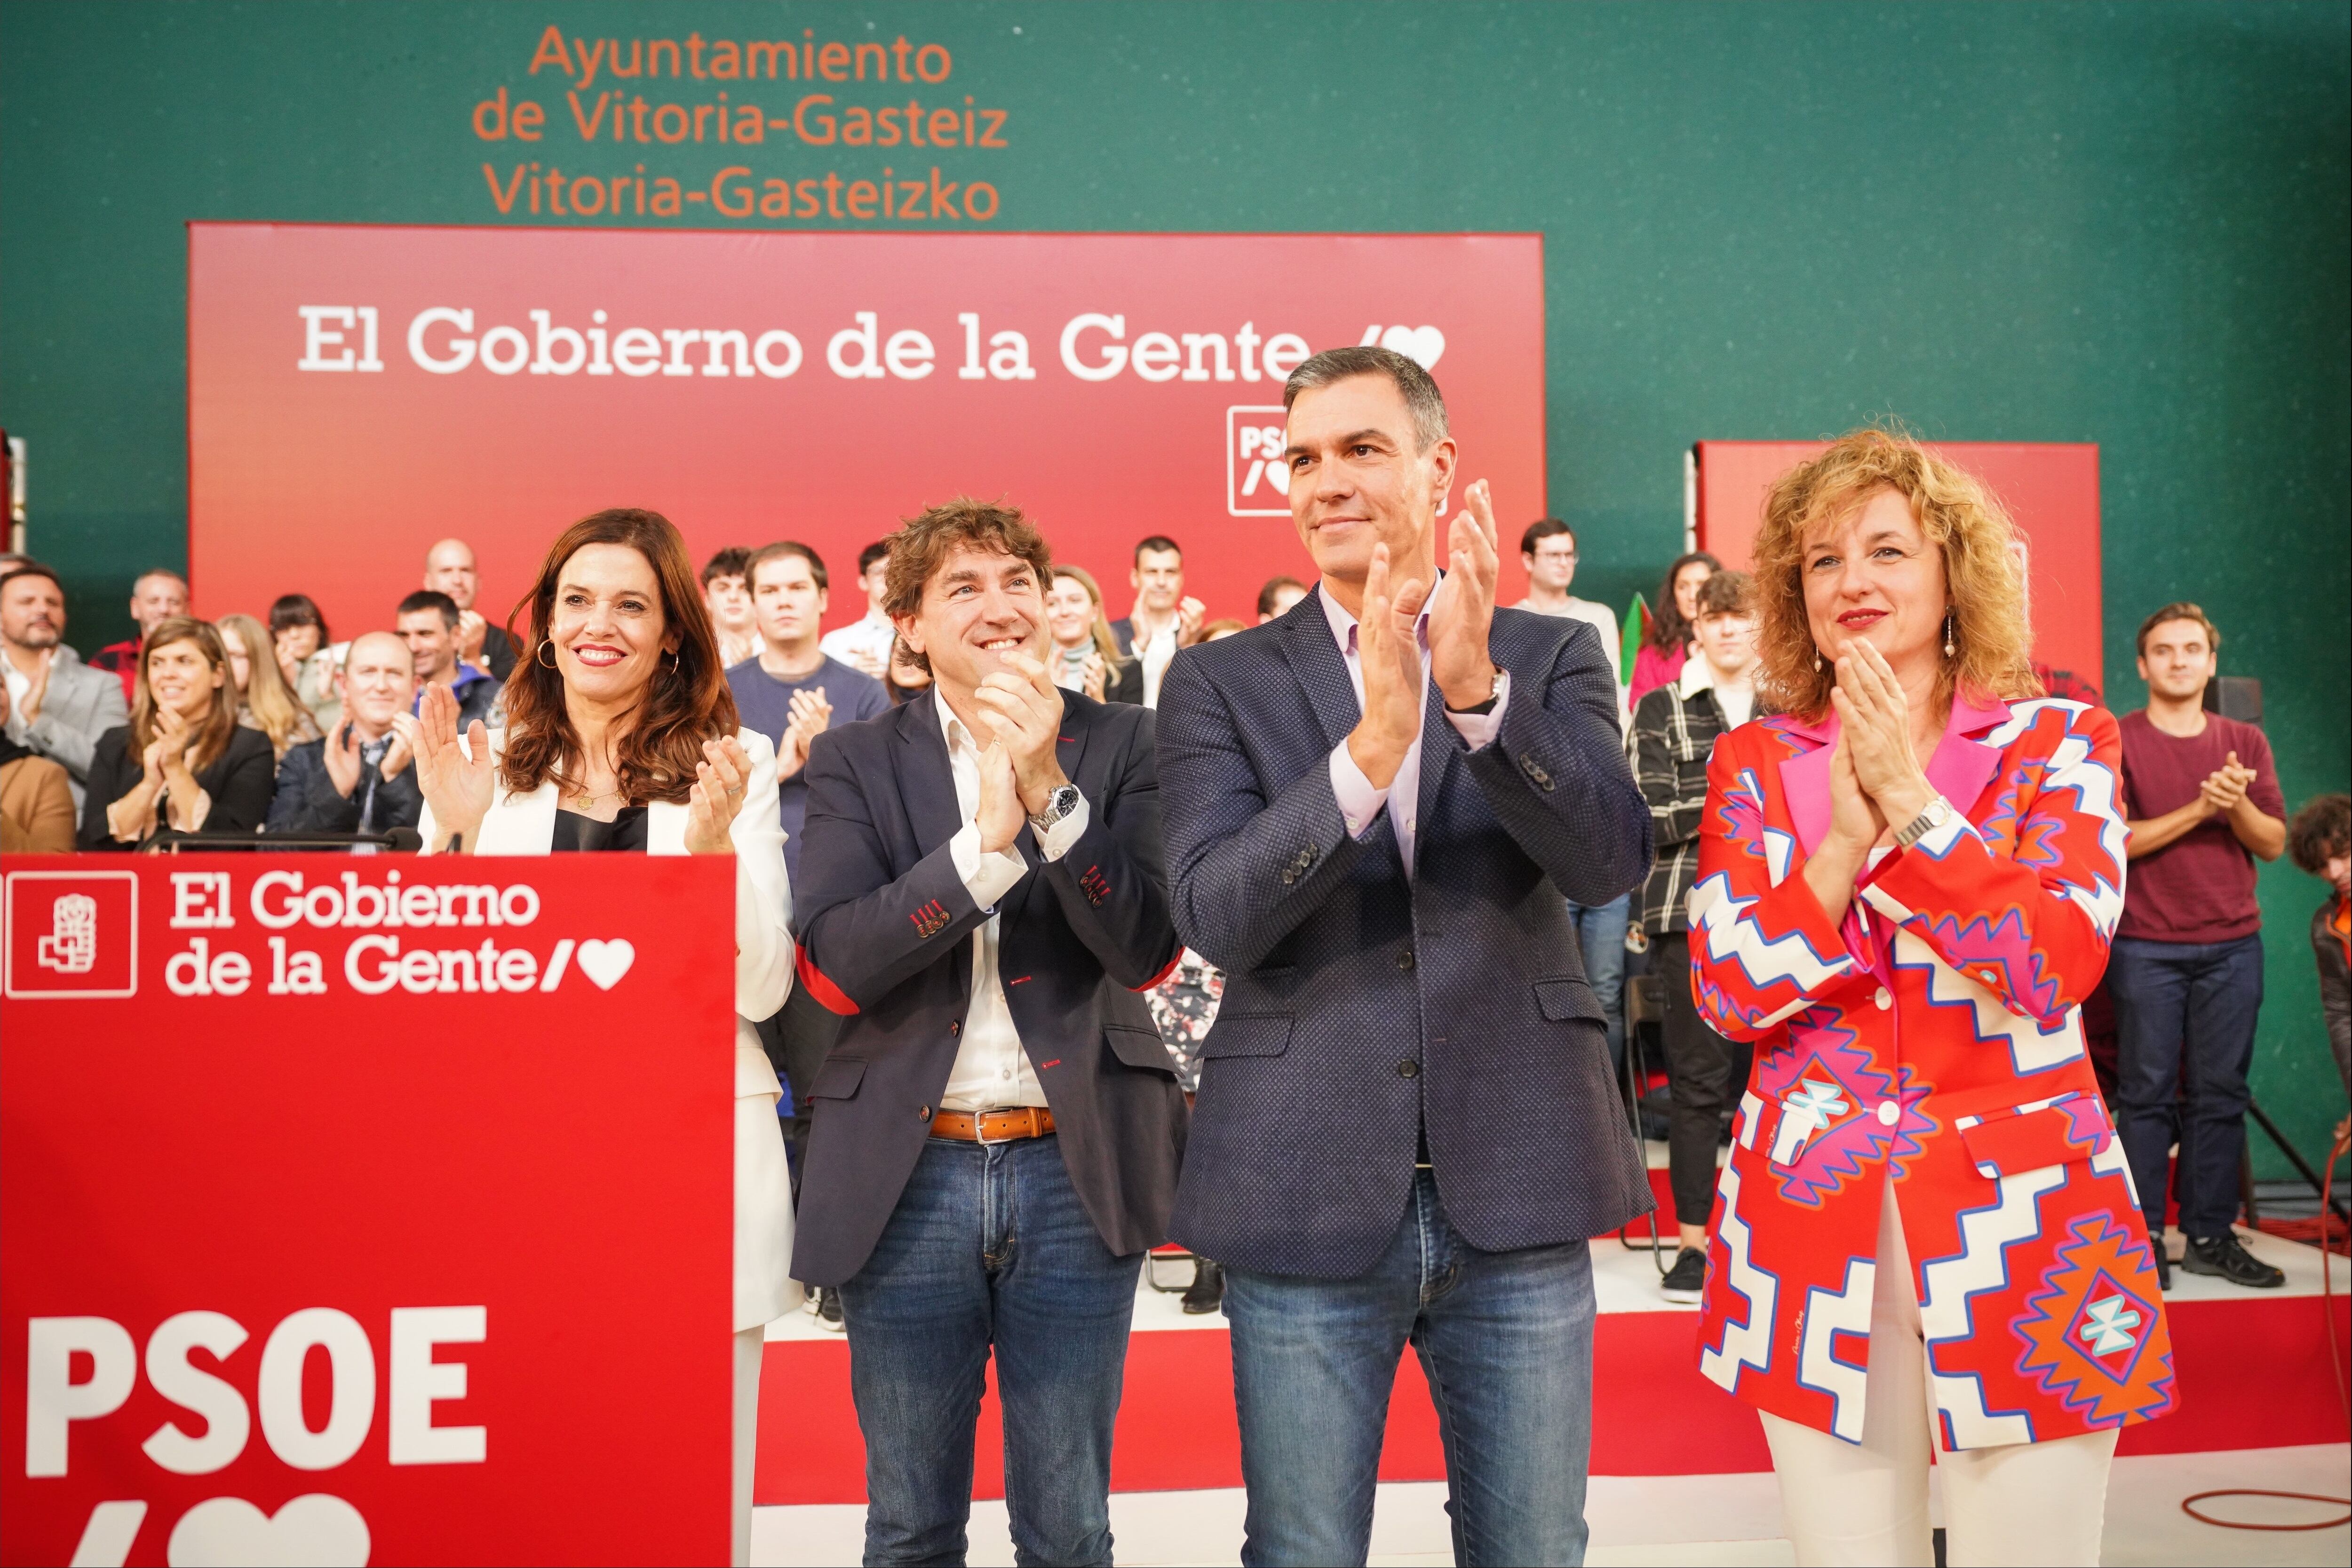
1955, 1093, 2113, 1178
808, 1057, 868, 1101
1105, 1025, 1179, 1075
1534, 978, 1605, 1024
1200, 1013, 1294, 1059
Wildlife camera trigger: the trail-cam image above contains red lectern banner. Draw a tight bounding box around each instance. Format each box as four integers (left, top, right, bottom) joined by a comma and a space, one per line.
0, 855, 735, 1566
187, 224, 1547, 638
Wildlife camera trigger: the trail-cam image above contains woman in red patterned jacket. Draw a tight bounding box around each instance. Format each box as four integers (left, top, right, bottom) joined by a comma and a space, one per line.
1687, 430, 2171, 1566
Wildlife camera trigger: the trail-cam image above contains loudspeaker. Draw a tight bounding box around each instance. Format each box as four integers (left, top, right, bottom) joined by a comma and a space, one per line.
2202, 677, 2263, 726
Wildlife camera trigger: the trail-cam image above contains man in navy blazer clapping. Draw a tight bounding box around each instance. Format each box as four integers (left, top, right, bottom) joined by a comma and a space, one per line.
1157, 346, 1654, 1567
792, 499, 1185, 1567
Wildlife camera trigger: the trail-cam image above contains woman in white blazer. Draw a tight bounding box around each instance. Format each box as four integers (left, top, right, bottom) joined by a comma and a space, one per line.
413, 508, 795, 1567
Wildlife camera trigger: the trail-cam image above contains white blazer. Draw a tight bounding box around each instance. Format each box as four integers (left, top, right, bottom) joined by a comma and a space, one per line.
419, 726, 801, 1329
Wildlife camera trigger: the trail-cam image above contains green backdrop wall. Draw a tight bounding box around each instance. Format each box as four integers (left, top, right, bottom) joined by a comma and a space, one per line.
5, 1, 2347, 1175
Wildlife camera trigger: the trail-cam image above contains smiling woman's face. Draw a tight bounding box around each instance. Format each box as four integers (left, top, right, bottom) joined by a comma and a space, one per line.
1799, 486, 1948, 673
145, 638, 224, 720
548, 542, 671, 705
1047, 575, 1096, 647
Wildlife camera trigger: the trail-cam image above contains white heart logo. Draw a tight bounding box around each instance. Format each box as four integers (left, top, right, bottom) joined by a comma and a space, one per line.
1378, 324, 1446, 369
575, 938, 636, 990
167, 1494, 371, 1567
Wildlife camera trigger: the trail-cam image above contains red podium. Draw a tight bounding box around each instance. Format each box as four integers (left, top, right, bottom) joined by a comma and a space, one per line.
1, 854, 735, 1566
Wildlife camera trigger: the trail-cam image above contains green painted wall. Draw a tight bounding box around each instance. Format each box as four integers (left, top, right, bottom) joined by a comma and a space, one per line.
5, 1, 2346, 1173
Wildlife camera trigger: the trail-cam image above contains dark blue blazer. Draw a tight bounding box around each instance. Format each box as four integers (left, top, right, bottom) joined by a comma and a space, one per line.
789, 688, 1187, 1286
1155, 590, 1655, 1278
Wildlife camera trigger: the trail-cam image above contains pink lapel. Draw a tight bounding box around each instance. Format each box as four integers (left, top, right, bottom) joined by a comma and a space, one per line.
1779, 693, 2012, 856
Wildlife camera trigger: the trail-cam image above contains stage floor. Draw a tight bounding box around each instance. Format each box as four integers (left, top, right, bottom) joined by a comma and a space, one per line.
751, 1442, 2352, 1566
751, 1146, 2351, 1563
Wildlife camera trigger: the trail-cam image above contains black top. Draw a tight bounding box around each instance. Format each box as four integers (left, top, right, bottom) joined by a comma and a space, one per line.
550, 804, 648, 852
79, 723, 277, 850
479, 624, 521, 684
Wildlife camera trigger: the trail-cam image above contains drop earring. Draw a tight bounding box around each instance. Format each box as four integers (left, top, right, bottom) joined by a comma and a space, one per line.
1943, 613, 1956, 658
1815, 651, 1825, 672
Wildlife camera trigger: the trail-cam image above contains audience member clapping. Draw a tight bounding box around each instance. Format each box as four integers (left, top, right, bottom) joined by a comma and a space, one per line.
818, 540, 897, 679
87, 567, 190, 700
270, 592, 342, 735
80, 616, 274, 848
1047, 565, 1141, 703
1111, 534, 1205, 707
397, 590, 501, 729
266, 631, 423, 837
0, 678, 77, 852
700, 546, 760, 669
725, 542, 889, 882
215, 612, 321, 759
0, 561, 127, 808
423, 537, 518, 681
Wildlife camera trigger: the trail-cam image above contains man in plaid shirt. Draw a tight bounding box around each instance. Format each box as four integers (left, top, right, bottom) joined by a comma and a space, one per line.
1630, 569, 1760, 1302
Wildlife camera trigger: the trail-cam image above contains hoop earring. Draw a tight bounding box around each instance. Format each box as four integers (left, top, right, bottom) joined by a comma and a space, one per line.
1943, 613, 1957, 659
535, 641, 558, 670
664, 648, 681, 672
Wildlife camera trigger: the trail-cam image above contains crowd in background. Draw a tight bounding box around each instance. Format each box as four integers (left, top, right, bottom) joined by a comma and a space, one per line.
0, 518, 2344, 1303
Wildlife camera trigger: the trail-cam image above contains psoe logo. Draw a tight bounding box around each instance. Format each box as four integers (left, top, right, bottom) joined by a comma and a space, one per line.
1226, 406, 1291, 517
5, 871, 139, 999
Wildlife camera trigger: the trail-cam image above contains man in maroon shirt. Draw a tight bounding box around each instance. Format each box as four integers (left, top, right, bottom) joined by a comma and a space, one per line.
2112, 602, 2287, 1290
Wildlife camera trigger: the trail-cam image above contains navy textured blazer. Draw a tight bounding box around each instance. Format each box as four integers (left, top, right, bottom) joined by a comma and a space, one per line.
789, 688, 1187, 1286
1155, 590, 1656, 1278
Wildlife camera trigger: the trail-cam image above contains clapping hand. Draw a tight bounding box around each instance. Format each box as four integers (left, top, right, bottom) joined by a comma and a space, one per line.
322, 721, 366, 798
683, 734, 752, 856
381, 714, 418, 779
412, 682, 494, 852
2199, 752, 2256, 818
1081, 649, 1108, 702
775, 688, 835, 781
1346, 542, 1429, 791
974, 649, 1070, 814
455, 608, 489, 663
1828, 639, 1934, 828
1429, 477, 1501, 709
1176, 595, 1209, 647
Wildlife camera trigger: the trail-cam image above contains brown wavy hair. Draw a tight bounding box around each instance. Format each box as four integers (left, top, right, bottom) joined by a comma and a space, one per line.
497, 508, 739, 804
129, 616, 241, 773
882, 497, 1055, 674
1753, 427, 2041, 721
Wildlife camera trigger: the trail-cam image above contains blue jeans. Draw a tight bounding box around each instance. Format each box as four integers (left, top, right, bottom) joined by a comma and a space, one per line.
1566, 894, 1629, 1073
2109, 932, 2265, 1239
839, 1134, 1142, 1567
1223, 1169, 1597, 1567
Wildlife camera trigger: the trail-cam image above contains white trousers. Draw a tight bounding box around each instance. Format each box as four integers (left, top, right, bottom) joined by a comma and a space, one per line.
1760, 1177, 2117, 1567
733, 1324, 764, 1568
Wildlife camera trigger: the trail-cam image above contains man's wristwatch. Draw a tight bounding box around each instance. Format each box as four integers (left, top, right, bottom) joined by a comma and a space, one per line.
1027, 783, 1082, 836
1444, 666, 1505, 716
1892, 794, 1955, 851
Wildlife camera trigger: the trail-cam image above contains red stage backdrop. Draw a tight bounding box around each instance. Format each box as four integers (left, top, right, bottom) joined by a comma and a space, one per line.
188, 226, 1546, 639
0, 855, 734, 1566
1693, 440, 2104, 690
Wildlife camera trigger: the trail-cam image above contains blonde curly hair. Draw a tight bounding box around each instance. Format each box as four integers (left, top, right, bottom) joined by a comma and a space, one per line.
1753, 427, 2042, 721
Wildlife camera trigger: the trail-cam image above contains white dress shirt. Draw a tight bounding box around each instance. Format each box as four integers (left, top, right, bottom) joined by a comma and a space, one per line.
1130, 616, 1180, 708
1677, 651, 1755, 731
2, 655, 30, 741
818, 609, 897, 674
1321, 577, 1509, 877
933, 691, 1092, 1111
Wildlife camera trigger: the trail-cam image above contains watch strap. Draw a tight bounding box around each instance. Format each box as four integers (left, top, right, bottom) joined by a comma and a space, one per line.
1893, 796, 1951, 851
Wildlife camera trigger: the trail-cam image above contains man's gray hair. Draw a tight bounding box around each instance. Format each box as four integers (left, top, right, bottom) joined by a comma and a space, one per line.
1282, 345, 1450, 451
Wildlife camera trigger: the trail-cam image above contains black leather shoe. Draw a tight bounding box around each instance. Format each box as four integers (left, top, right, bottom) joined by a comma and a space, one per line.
2153, 1247, 2171, 1293
2180, 1232, 2285, 1289
1182, 1259, 1225, 1314
1660, 1247, 1708, 1304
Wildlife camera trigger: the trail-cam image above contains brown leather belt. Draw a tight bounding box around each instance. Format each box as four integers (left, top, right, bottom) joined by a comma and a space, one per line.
928, 1106, 1057, 1143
